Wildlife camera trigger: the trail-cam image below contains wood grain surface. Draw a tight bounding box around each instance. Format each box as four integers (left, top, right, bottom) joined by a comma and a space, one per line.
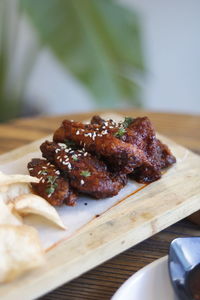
0, 109, 200, 300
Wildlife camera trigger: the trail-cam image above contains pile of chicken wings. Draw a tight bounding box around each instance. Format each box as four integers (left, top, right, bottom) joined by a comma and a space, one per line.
28, 116, 176, 206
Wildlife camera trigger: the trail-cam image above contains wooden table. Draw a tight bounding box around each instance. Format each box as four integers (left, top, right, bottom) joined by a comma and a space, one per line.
0, 110, 200, 300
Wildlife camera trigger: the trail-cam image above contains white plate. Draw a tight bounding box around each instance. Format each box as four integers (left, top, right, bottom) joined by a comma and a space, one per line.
112, 256, 178, 300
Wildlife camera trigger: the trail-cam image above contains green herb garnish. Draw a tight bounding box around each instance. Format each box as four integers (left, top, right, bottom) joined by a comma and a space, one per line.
47, 175, 57, 185
122, 117, 134, 128
46, 175, 58, 196
72, 155, 78, 161
114, 117, 134, 138
46, 186, 56, 195
114, 127, 126, 138
80, 170, 91, 177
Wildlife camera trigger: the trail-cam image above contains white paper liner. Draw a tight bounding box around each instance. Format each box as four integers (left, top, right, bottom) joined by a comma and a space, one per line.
0, 151, 143, 250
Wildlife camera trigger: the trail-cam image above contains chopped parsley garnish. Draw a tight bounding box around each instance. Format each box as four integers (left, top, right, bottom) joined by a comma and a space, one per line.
80, 170, 91, 177
45, 175, 58, 196
114, 117, 134, 138
46, 186, 56, 196
114, 127, 126, 138
72, 155, 78, 161
47, 175, 57, 185
40, 170, 48, 175
122, 117, 134, 128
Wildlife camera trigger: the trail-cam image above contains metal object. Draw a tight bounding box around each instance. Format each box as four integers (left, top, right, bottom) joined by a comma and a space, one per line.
168, 237, 200, 300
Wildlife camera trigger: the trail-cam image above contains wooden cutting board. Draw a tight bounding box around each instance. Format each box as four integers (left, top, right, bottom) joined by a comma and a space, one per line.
0, 122, 200, 299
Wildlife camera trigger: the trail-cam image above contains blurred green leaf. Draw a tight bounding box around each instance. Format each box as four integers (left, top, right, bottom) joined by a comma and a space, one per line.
0, 0, 38, 122
20, 0, 144, 107
0, 0, 22, 121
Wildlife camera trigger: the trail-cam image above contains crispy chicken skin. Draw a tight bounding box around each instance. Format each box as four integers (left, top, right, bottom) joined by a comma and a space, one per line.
28, 158, 77, 206
53, 120, 150, 174
40, 141, 127, 199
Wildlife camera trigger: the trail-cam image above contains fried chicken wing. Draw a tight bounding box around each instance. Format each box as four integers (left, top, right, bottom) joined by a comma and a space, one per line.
27, 115, 176, 206
53, 120, 149, 174
125, 117, 175, 166
90, 115, 176, 183
28, 158, 77, 206
40, 141, 127, 199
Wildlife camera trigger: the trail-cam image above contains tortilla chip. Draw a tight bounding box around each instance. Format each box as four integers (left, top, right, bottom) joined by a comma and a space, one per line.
0, 182, 32, 204
0, 171, 39, 186
13, 194, 66, 230
0, 225, 44, 282
0, 200, 22, 225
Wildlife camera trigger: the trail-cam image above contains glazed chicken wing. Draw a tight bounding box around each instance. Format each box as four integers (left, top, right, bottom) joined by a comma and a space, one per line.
28, 158, 77, 206
123, 117, 175, 167
40, 141, 127, 199
27, 115, 176, 206
53, 120, 149, 174
91, 115, 176, 183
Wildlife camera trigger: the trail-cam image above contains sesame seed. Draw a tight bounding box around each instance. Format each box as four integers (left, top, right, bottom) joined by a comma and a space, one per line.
76, 130, 80, 135
42, 166, 47, 169
29, 167, 33, 170
101, 130, 108, 135
55, 149, 60, 153
62, 161, 70, 166
80, 179, 84, 185
58, 143, 66, 148
57, 156, 61, 159
92, 132, 96, 140
38, 170, 42, 174
84, 152, 88, 156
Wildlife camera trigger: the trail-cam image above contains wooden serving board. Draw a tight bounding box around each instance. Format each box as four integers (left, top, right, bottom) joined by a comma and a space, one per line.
0, 129, 200, 299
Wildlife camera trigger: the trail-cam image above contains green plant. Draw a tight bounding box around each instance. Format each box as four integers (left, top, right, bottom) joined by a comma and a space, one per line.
0, 0, 38, 122
0, 0, 144, 122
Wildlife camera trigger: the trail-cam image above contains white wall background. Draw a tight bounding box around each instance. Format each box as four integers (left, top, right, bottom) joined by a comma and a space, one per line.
122, 0, 200, 114
24, 0, 200, 115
